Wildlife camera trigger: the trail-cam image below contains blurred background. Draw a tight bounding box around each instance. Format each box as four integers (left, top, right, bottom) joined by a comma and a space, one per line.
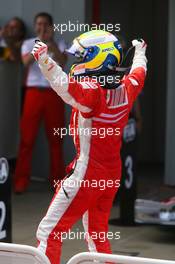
0, 0, 175, 262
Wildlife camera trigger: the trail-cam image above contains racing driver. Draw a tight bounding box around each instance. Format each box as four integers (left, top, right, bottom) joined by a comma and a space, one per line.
31, 30, 147, 264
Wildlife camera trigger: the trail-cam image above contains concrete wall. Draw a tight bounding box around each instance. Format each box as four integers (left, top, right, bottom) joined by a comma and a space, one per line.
0, 0, 85, 178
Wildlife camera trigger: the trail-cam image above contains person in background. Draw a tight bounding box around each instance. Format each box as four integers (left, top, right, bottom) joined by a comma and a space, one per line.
0, 17, 25, 167
14, 12, 67, 193
0, 17, 26, 61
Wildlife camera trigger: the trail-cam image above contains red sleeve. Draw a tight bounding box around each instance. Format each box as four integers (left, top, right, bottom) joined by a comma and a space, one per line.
124, 67, 146, 103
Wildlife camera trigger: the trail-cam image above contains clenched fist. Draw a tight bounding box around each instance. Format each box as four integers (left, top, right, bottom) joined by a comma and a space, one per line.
31, 40, 48, 62
132, 39, 147, 55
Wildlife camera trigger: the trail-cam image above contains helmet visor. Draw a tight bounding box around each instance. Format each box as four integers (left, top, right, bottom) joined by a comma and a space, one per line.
66, 39, 86, 58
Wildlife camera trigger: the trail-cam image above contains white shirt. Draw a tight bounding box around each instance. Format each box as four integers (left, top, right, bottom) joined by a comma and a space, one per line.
21, 37, 66, 88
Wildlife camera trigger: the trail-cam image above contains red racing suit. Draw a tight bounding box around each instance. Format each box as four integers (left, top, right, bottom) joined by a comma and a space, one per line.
36, 45, 147, 264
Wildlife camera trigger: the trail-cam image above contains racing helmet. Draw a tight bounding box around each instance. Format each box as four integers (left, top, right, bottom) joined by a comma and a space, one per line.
66, 30, 123, 77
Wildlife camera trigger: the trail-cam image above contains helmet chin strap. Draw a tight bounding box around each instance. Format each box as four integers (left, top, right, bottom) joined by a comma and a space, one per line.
116, 45, 135, 71
115, 66, 130, 72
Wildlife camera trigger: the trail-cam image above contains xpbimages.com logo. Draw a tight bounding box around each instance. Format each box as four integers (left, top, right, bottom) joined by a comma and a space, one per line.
53, 126, 121, 139
53, 229, 121, 242
53, 178, 121, 191
54, 21, 121, 34
51, 74, 121, 88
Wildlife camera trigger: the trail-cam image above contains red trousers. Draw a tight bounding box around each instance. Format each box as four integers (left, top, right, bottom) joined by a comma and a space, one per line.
37, 163, 121, 264
14, 87, 64, 192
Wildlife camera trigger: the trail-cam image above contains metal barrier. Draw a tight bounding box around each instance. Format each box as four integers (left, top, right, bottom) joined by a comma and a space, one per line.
67, 252, 175, 264
0, 244, 175, 264
0, 242, 50, 264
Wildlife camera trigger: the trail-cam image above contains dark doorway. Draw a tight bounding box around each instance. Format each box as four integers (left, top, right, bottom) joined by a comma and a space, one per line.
86, 0, 168, 164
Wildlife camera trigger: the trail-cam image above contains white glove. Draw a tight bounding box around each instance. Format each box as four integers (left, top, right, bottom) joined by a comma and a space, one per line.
130, 38, 147, 72
132, 38, 147, 55
31, 40, 48, 63
31, 39, 69, 93
31, 39, 58, 81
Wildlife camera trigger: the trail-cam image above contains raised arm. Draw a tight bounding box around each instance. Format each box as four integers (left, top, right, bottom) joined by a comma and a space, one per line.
124, 39, 147, 99
31, 40, 101, 116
